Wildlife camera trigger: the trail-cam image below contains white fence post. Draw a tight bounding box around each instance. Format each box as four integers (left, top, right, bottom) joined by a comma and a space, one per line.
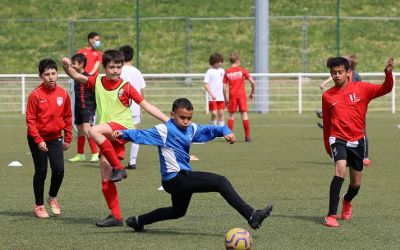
21, 74, 26, 114
392, 74, 396, 114
298, 74, 302, 114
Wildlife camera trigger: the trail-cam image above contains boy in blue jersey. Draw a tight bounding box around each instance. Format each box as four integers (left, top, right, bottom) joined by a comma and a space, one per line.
113, 98, 272, 231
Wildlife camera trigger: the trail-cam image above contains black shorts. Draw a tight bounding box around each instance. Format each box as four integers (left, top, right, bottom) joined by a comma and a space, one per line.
330, 137, 367, 171
74, 108, 95, 125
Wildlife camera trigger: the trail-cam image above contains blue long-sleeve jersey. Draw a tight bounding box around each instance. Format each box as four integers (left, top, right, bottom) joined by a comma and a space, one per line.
120, 118, 232, 180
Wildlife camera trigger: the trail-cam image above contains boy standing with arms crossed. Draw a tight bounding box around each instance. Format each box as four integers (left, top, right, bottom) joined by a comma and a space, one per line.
223, 52, 255, 142
68, 53, 99, 163
113, 98, 272, 231
204, 52, 225, 126
26, 59, 72, 218
61, 50, 169, 227
322, 57, 393, 227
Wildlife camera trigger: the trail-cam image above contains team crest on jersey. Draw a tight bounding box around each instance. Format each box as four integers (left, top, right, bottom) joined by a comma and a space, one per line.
56, 97, 63, 106
118, 88, 124, 97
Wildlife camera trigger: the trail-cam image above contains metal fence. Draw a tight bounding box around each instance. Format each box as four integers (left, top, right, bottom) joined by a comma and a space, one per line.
0, 73, 396, 115
1, 16, 400, 74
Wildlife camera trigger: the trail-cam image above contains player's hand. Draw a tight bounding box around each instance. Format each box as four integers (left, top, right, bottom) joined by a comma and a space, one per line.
112, 130, 123, 140
61, 57, 71, 68
320, 83, 325, 90
225, 133, 236, 144
211, 95, 216, 100
249, 93, 254, 101
63, 142, 70, 151
385, 57, 394, 73
38, 141, 48, 152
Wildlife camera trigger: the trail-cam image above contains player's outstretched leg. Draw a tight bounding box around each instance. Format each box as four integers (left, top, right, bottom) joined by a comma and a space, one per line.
248, 204, 273, 229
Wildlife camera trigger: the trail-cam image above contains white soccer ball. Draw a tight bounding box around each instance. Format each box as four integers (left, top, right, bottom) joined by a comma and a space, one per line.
224, 227, 253, 250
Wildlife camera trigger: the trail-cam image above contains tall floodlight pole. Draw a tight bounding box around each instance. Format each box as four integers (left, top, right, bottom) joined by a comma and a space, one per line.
136, 0, 140, 68
254, 0, 269, 113
336, 0, 340, 56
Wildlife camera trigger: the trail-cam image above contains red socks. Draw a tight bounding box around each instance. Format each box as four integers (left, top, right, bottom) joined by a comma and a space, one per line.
98, 140, 124, 170
88, 137, 98, 154
101, 180, 122, 221
243, 119, 250, 138
228, 119, 234, 131
77, 136, 85, 154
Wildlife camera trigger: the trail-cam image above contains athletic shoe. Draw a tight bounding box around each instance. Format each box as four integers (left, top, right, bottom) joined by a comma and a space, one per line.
317, 122, 323, 129
245, 137, 251, 142
324, 215, 339, 227
90, 153, 99, 163
47, 197, 61, 216
126, 216, 144, 232
363, 158, 371, 167
248, 204, 273, 229
341, 199, 353, 220
68, 154, 86, 162
109, 168, 127, 182
96, 215, 123, 227
33, 205, 50, 218
126, 164, 136, 170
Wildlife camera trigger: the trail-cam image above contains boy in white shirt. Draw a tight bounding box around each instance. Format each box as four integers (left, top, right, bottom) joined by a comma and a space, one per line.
204, 53, 225, 126
119, 45, 146, 169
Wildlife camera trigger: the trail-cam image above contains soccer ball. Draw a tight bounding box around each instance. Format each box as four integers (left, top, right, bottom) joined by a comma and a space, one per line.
224, 227, 253, 250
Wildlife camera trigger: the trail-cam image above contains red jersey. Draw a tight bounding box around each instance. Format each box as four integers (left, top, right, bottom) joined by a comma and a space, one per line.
223, 66, 251, 98
322, 71, 393, 155
86, 76, 144, 107
26, 83, 72, 144
77, 47, 102, 76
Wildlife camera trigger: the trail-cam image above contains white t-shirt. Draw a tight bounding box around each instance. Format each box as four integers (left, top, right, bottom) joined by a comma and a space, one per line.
120, 65, 146, 117
204, 67, 225, 101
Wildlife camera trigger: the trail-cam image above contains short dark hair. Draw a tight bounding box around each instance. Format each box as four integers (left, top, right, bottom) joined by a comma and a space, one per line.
38, 58, 57, 76
71, 53, 87, 68
229, 52, 240, 64
327, 57, 350, 71
119, 45, 134, 62
87, 32, 99, 41
172, 98, 193, 112
209, 53, 224, 65
102, 49, 124, 68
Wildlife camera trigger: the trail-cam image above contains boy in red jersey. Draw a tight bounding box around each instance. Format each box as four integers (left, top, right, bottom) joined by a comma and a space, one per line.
61, 50, 169, 227
77, 32, 102, 76
322, 57, 394, 227
68, 53, 99, 163
223, 52, 255, 141
26, 59, 72, 218
204, 52, 225, 126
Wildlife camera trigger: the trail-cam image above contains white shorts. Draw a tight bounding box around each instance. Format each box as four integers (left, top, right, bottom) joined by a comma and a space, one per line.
132, 115, 141, 125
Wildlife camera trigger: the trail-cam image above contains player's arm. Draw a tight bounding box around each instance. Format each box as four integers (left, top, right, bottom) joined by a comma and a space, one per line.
320, 76, 332, 90
139, 100, 169, 123
223, 83, 229, 104
26, 93, 47, 151
247, 76, 255, 101
204, 83, 216, 100
89, 61, 101, 76
61, 57, 89, 84
321, 95, 332, 157
367, 57, 394, 99
113, 127, 165, 146
63, 93, 72, 150
192, 124, 234, 143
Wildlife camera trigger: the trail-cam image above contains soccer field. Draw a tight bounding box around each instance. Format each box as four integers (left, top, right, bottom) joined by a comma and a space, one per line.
1, 112, 400, 249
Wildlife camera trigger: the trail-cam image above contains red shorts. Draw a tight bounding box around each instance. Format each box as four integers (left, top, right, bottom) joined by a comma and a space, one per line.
103, 122, 128, 160
228, 97, 248, 113
208, 101, 225, 111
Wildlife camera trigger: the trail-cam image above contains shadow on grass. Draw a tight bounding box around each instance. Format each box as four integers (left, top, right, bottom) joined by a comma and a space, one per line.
85, 228, 221, 237
0, 210, 95, 224
298, 161, 332, 166
272, 214, 322, 224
